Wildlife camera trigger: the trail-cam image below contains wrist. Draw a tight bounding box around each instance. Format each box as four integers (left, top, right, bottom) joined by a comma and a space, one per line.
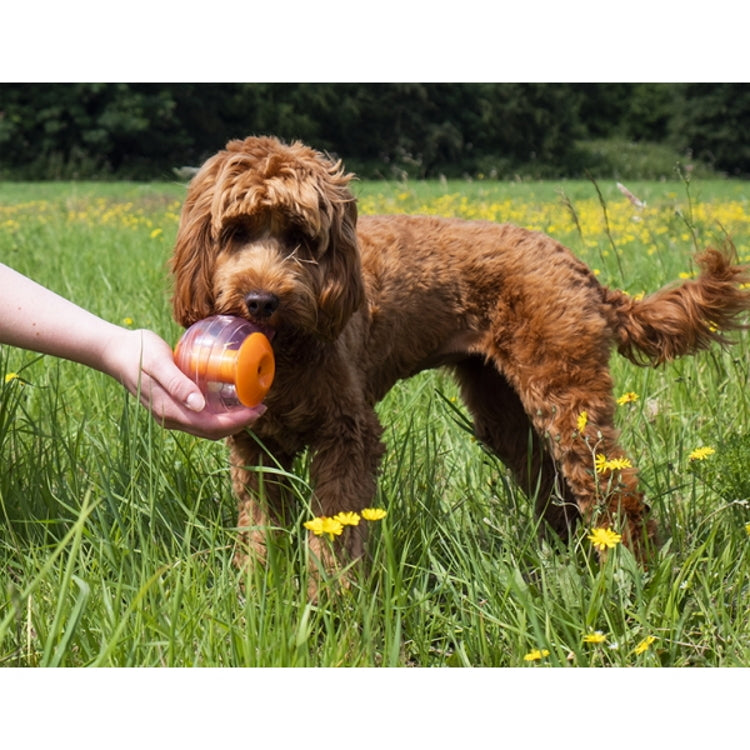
96, 325, 137, 382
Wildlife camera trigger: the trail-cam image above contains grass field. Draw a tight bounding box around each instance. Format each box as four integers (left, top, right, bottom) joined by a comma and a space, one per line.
1, 175, 750, 668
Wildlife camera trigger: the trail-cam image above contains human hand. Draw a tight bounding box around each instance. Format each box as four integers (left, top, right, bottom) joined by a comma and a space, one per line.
101, 327, 264, 439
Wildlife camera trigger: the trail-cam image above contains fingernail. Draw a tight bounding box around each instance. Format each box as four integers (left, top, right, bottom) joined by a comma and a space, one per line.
185, 392, 205, 412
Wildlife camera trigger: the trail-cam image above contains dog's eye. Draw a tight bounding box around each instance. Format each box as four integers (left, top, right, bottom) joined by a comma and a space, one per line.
285, 227, 310, 251
223, 223, 252, 245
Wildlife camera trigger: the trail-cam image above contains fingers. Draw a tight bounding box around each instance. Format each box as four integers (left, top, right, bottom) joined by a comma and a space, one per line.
184, 391, 207, 412
142, 369, 265, 439
159, 403, 266, 440
160, 367, 207, 413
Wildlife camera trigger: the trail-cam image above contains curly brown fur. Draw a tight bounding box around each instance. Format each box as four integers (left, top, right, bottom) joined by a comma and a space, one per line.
171, 135, 750, 572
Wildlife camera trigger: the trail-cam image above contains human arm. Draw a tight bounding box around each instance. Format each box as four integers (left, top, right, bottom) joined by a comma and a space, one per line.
0, 264, 262, 439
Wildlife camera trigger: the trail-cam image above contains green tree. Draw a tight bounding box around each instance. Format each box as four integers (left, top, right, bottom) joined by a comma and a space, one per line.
670, 83, 750, 176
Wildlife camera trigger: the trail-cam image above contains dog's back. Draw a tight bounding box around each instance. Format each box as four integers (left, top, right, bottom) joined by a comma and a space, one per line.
356, 214, 750, 376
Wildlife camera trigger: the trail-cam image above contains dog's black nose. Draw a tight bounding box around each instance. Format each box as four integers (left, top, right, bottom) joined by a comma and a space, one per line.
245, 291, 280, 319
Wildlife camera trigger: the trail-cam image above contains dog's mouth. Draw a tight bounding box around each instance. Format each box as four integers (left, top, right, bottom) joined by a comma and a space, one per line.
216, 302, 277, 341
253, 321, 276, 342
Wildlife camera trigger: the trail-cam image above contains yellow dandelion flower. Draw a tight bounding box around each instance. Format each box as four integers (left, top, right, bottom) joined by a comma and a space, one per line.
333, 511, 361, 527
122, 317, 134, 327
303, 517, 326, 535
582, 631, 607, 644
576, 411, 588, 432
150, 228, 163, 239
595, 454, 633, 473
744, 522, 750, 536
303, 517, 324, 535
303, 516, 344, 540
606, 457, 633, 471
320, 517, 344, 538
4, 372, 19, 384
587, 527, 623, 552
688, 446, 715, 462
523, 648, 550, 662
617, 391, 639, 406
633, 635, 657, 655
361, 507, 387, 521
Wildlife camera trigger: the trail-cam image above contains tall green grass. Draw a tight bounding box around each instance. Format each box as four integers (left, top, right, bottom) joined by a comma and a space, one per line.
1, 177, 749, 667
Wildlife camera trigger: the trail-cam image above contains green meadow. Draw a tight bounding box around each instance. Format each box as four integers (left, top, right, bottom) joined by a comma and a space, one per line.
1, 176, 749, 667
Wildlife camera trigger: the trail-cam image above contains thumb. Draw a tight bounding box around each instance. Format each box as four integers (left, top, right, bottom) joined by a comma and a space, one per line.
183, 387, 207, 412
138, 331, 207, 412
165, 366, 206, 412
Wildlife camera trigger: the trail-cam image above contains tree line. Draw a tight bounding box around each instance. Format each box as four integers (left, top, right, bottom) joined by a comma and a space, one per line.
1, 83, 748, 180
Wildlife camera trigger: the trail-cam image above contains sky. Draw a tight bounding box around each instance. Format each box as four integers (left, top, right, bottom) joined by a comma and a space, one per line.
3, 2, 744, 83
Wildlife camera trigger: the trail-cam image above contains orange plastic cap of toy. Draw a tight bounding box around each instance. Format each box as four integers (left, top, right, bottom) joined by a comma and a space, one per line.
234, 332, 275, 407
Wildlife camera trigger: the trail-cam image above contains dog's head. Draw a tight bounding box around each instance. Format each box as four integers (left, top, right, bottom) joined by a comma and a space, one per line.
170, 136, 364, 342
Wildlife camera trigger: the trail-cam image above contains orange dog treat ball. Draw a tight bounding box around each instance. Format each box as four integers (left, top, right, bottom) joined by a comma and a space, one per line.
174, 315, 275, 412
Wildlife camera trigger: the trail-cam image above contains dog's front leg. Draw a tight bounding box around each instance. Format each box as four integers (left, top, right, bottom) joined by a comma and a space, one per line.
307, 409, 386, 566
230, 431, 298, 569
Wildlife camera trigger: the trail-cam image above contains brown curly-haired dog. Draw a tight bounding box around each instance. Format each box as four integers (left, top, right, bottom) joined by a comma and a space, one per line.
171, 135, 750, 571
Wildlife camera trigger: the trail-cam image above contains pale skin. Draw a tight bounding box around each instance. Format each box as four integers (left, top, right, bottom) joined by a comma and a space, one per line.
0, 264, 262, 439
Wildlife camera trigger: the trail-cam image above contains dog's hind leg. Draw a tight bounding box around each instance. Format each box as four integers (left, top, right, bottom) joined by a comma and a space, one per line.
493, 348, 655, 560
453, 357, 580, 542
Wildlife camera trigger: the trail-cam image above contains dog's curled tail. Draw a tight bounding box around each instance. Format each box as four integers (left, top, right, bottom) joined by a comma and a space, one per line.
604, 247, 750, 366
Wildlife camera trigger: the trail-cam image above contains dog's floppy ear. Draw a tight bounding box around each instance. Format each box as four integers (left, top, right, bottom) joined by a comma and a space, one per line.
170, 158, 221, 327
316, 182, 365, 341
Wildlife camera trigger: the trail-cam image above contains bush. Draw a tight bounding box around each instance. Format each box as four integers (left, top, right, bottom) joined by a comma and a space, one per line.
575, 138, 717, 181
